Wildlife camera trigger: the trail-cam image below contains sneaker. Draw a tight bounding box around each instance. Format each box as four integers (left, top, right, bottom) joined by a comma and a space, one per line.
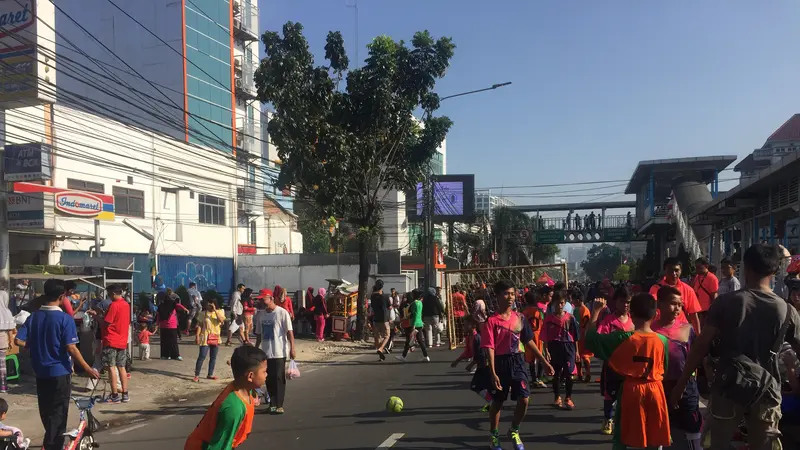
269, 406, 277, 414
563, 398, 574, 410
121, 392, 130, 403
421, 356, 431, 362
104, 394, 122, 404
377, 351, 386, 361
601, 419, 614, 435
21, 438, 30, 449
394, 355, 406, 363
553, 397, 563, 408
507, 428, 525, 450
176, 356, 183, 361
534, 380, 547, 389
489, 433, 502, 450
480, 403, 491, 413
275, 407, 285, 414
0, 385, 8, 394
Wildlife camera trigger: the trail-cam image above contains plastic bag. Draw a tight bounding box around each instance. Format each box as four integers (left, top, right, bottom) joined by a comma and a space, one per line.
286, 360, 300, 379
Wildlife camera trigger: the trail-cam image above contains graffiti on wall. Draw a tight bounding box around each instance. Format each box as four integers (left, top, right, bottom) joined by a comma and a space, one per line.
157, 262, 218, 292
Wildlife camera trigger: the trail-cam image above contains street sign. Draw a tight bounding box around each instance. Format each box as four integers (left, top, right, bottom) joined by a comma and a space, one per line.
603, 227, 632, 242
536, 229, 565, 244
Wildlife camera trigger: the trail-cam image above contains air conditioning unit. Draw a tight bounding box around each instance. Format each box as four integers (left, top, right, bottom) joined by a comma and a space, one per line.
235, 78, 243, 89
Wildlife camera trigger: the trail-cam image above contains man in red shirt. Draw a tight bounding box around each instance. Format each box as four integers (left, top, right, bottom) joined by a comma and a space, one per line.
691, 257, 718, 319
102, 284, 131, 403
649, 257, 702, 334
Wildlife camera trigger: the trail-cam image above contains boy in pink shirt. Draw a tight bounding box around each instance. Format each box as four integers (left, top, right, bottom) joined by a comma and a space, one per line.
482, 280, 554, 450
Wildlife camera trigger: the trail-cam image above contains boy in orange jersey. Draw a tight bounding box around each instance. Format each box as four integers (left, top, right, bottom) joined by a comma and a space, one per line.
522, 290, 547, 388
185, 345, 267, 450
585, 293, 671, 450
572, 289, 593, 383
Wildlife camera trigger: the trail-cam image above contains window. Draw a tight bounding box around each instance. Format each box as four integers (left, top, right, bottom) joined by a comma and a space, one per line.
113, 187, 145, 218
67, 178, 104, 194
249, 221, 257, 245
199, 194, 226, 225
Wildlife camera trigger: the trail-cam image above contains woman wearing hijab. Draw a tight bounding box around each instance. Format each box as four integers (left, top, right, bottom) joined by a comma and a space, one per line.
312, 288, 328, 342
274, 285, 295, 321
157, 291, 189, 360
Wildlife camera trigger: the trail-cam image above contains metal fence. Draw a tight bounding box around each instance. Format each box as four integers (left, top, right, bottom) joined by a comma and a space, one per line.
444, 263, 568, 349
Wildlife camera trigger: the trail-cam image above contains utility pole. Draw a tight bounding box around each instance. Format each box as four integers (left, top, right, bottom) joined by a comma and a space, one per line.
0, 110, 8, 290
423, 173, 434, 290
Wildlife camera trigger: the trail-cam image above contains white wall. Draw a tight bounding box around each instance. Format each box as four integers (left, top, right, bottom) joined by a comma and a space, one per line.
379, 189, 410, 255
237, 254, 376, 294
4, 103, 241, 262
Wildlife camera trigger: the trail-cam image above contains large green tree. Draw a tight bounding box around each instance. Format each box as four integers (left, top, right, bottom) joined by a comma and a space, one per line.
581, 243, 623, 281
294, 200, 332, 254
255, 23, 454, 339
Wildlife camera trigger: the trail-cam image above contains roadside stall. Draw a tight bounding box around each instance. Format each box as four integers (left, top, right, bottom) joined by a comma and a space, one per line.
9, 263, 138, 379
325, 278, 358, 340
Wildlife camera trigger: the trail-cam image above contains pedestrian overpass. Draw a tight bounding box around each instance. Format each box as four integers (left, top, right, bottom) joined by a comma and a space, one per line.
508, 201, 640, 244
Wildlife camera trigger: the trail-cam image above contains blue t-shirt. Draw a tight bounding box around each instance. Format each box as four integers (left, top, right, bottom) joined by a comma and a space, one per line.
16, 306, 79, 378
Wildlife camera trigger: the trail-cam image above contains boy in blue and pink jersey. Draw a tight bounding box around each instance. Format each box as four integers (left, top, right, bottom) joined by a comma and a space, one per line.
482, 280, 554, 450
540, 290, 580, 410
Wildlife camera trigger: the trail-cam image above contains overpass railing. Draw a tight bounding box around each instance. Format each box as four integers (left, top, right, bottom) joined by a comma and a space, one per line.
532, 214, 635, 231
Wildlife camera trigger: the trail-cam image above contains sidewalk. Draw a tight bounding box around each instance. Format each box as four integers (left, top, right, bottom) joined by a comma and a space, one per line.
6, 335, 371, 445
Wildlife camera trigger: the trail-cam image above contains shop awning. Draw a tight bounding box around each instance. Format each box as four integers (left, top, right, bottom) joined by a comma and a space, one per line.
8, 273, 106, 290
9, 229, 95, 240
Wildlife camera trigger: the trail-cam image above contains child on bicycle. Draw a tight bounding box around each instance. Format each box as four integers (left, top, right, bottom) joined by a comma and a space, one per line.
0, 398, 30, 449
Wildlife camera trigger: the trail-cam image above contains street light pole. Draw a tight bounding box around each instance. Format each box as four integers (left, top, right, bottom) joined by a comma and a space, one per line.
423, 82, 512, 290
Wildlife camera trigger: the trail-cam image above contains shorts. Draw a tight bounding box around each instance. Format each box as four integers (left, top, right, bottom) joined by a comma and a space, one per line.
490, 354, 530, 403
471, 366, 490, 394
547, 341, 576, 375
102, 347, 127, 368
373, 321, 390, 340
664, 378, 703, 433
601, 362, 624, 400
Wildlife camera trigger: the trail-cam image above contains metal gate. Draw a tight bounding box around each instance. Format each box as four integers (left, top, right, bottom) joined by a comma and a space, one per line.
445, 263, 568, 350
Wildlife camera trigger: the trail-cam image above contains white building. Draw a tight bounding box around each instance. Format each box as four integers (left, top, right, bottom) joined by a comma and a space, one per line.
1, 0, 290, 296
475, 190, 515, 216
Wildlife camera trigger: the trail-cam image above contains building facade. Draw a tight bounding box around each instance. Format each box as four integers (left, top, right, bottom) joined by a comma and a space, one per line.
475, 190, 515, 216
1, 0, 288, 295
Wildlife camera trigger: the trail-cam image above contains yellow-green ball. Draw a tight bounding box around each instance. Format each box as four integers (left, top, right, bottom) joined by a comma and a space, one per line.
386, 396, 403, 413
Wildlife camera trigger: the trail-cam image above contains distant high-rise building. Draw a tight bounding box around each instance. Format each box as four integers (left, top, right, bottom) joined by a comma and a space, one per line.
475, 190, 515, 216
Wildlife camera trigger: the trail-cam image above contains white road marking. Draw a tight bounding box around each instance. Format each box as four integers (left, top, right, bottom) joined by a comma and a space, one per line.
111, 423, 148, 435
158, 409, 189, 420
375, 433, 405, 449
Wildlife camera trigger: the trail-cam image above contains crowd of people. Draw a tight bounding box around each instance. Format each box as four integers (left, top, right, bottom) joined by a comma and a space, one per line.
445, 243, 800, 450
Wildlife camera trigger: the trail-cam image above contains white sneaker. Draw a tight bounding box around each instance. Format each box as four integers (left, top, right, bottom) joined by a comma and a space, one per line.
21, 438, 31, 449
421, 356, 431, 362
394, 355, 406, 362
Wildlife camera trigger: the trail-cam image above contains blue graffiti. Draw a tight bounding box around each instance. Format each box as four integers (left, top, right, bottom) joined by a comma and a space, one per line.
157, 262, 217, 292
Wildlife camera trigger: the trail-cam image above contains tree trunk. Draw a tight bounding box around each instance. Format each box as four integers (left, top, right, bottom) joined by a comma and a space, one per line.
355, 236, 370, 341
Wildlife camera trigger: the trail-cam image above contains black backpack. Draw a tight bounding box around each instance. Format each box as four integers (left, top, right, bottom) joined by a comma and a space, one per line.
712, 307, 790, 409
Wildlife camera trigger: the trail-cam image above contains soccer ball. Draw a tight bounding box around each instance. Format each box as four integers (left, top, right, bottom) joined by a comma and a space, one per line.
386, 396, 404, 413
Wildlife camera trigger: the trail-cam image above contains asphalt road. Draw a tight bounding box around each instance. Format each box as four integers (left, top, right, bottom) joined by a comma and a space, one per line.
92, 346, 621, 450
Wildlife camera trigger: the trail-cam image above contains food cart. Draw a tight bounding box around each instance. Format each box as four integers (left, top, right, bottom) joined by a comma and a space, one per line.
325, 278, 358, 340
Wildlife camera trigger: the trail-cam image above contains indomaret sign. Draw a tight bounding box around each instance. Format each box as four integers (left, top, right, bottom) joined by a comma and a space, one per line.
14, 182, 115, 221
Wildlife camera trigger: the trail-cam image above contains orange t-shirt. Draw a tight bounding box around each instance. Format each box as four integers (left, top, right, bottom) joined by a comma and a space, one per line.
185, 384, 255, 450
691, 272, 719, 312
522, 306, 544, 362
649, 279, 701, 323
575, 305, 593, 357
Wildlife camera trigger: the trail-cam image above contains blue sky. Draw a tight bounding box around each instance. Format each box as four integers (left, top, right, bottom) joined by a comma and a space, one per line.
261, 0, 800, 210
